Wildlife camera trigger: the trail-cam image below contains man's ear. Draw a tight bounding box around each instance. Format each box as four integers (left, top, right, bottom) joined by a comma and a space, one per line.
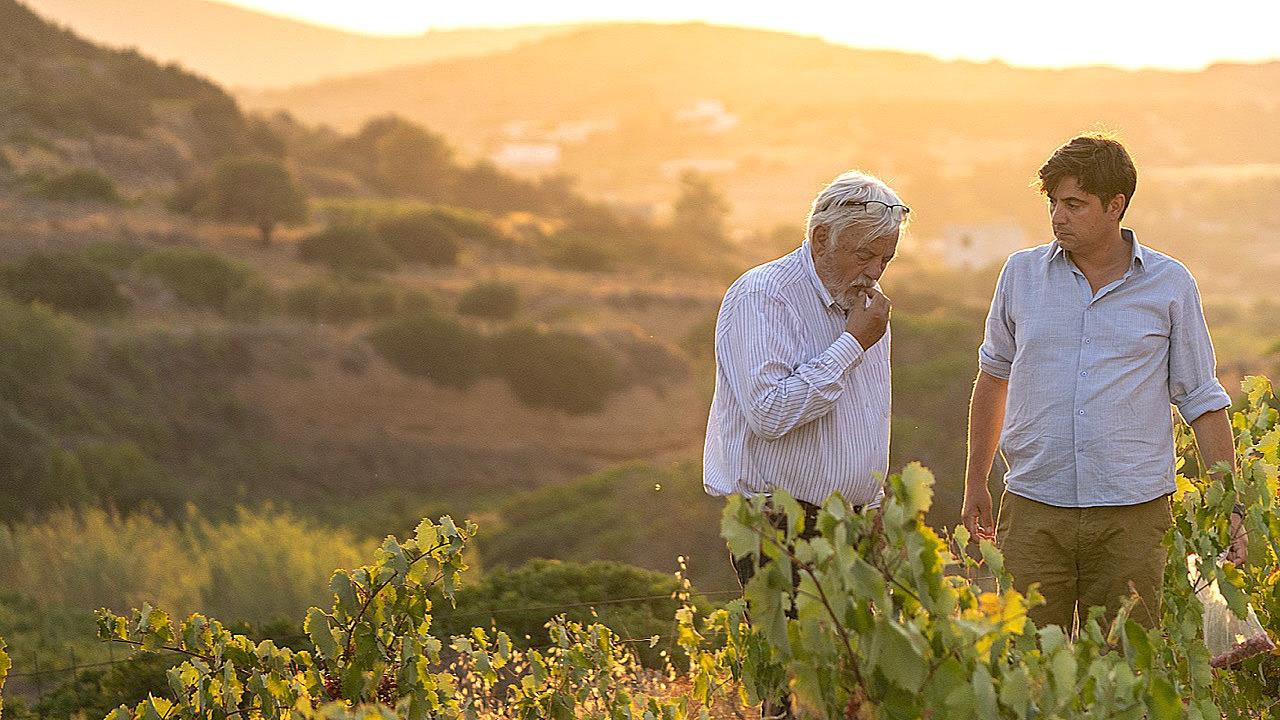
811, 224, 830, 251
1107, 193, 1127, 219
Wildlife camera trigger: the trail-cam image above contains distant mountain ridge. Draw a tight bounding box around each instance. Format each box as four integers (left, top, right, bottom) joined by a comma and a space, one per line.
241, 22, 1280, 228
20, 0, 579, 89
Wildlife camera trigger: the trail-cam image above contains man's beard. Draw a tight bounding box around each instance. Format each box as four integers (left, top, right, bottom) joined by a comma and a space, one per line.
814, 251, 874, 311
831, 280, 874, 312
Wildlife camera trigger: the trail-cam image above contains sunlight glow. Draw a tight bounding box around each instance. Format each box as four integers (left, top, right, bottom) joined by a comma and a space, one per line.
216, 0, 1280, 70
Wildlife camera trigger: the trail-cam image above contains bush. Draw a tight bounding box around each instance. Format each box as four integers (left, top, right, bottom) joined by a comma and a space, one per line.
0, 507, 373, 624
284, 276, 401, 323
298, 225, 399, 272
23, 168, 120, 204
368, 310, 484, 388
135, 248, 259, 314
376, 210, 462, 266
1, 251, 129, 314
604, 329, 689, 391
0, 294, 84, 396
420, 206, 505, 247
432, 559, 685, 667
541, 232, 619, 272
192, 508, 373, 624
457, 280, 519, 320
478, 462, 732, 593
489, 326, 619, 414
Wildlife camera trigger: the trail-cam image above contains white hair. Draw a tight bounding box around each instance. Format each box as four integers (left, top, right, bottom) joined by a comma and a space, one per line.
805, 170, 908, 250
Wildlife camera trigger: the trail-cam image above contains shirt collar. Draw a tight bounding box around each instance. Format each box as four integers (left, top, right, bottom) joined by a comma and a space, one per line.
1048, 227, 1146, 272
800, 239, 839, 308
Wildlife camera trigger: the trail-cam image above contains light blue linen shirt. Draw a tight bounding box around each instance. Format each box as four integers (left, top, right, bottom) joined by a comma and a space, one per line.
703, 241, 891, 507
978, 229, 1231, 507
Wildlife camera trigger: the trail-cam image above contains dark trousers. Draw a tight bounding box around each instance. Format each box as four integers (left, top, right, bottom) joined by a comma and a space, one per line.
731, 498, 844, 718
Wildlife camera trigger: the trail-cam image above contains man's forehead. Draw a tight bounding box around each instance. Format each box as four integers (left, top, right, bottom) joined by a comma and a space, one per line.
861, 231, 899, 253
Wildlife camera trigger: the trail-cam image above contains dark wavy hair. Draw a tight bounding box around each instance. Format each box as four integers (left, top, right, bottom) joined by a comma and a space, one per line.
1036, 132, 1137, 219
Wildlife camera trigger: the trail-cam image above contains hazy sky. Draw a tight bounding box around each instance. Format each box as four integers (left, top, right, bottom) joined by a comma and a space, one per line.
217, 0, 1280, 70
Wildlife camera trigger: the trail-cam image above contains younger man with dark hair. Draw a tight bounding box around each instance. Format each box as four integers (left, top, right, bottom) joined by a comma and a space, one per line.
961, 133, 1244, 630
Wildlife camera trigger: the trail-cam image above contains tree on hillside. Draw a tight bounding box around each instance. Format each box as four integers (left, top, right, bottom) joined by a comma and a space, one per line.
208, 156, 308, 246
671, 170, 730, 247
371, 121, 455, 201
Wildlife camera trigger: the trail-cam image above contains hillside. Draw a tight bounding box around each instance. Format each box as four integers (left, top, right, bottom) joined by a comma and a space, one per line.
245, 22, 1280, 282
20, 0, 577, 89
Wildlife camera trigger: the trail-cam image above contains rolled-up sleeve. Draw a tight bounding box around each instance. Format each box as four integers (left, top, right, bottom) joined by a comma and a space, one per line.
1168, 273, 1230, 422
716, 290, 864, 441
978, 259, 1015, 380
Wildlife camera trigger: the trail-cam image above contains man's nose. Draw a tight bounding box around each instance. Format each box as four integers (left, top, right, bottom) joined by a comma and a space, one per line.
1051, 204, 1068, 225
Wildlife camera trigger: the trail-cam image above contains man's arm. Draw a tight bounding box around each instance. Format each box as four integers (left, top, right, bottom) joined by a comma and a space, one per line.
1189, 407, 1247, 563
963, 370, 1008, 541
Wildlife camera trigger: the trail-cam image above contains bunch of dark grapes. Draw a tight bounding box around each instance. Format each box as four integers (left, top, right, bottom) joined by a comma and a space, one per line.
375, 674, 398, 705
1210, 634, 1277, 668
321, 673, 342, 700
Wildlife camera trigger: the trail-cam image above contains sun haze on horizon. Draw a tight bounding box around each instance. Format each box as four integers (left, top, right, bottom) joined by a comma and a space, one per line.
216, 0, 1280, 71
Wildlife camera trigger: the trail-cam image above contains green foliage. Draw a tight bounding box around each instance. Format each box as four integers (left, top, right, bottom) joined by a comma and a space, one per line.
284, 277, 402, 324
1, 251, 129, 314
479, 462, 732, 591
22, 168, 121, 204
0, 294, 84, 396
207, 156, 308, 245
431, 559, 684, 667
368, 310, 484, 388
33, 653, 177, 720
606, 329, 690, 392
191, 509, 374, 625
0, 507, 374, 624
135, 248, 261, 315
375, 212, 461, 266
455, 280, 519, 320
489, 326, 620, 414
669, 170, 730, 251
539, 232, 619, 272
299, 226, 400, 273
93, 516, 478, 719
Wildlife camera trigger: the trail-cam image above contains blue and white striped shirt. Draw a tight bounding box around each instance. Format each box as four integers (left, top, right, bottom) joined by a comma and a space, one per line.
703, 241, 891, 507
979, 229, 1231, 507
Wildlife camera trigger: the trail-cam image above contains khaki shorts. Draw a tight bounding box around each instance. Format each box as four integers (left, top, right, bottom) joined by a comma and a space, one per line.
996, 491, 1172, 632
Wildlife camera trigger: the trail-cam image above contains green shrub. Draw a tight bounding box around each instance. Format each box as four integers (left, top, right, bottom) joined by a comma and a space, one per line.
489, 326, 619, 414
605, 330, 690, 391
432, 559, 684, 667
478, 461, 734, 598
368, 310, 484, 388
135, 248, 258, 314
298, 225, 399, 272
23, 168, 121, 204
1, 251, 129, 314
420, 206, 505, 247
75, 441, 174, 513
74, 240, 148, 269
376, 211, 461, 266
0, 507, 205, 616
541, 232, 619, 272
0, 294, 84, 396
192, 508, 373, 624
457, 280, 519, 320
284, 276, 400, 323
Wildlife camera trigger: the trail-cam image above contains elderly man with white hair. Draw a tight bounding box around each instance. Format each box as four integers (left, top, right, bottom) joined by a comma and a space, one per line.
703, 170, 907, 719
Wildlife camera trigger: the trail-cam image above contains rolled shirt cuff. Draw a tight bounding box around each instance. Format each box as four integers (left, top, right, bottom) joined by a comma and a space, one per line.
827, 332, 866, 373
1176, 377, 1232, 423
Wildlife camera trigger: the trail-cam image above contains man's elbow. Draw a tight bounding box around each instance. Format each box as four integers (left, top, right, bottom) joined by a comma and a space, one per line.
744, 413, 790, 442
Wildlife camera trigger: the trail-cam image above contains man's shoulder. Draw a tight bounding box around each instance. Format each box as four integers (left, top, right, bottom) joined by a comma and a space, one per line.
724, 248, 809, 300
1137, 245, 1196, 284
1005, 242, 1056, 268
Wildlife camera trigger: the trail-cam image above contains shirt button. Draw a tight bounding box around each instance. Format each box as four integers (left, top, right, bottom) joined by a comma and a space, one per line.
1078, 409, 1086, 415
1084, 338, 1091, 344
1080, 370, 1087, 377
